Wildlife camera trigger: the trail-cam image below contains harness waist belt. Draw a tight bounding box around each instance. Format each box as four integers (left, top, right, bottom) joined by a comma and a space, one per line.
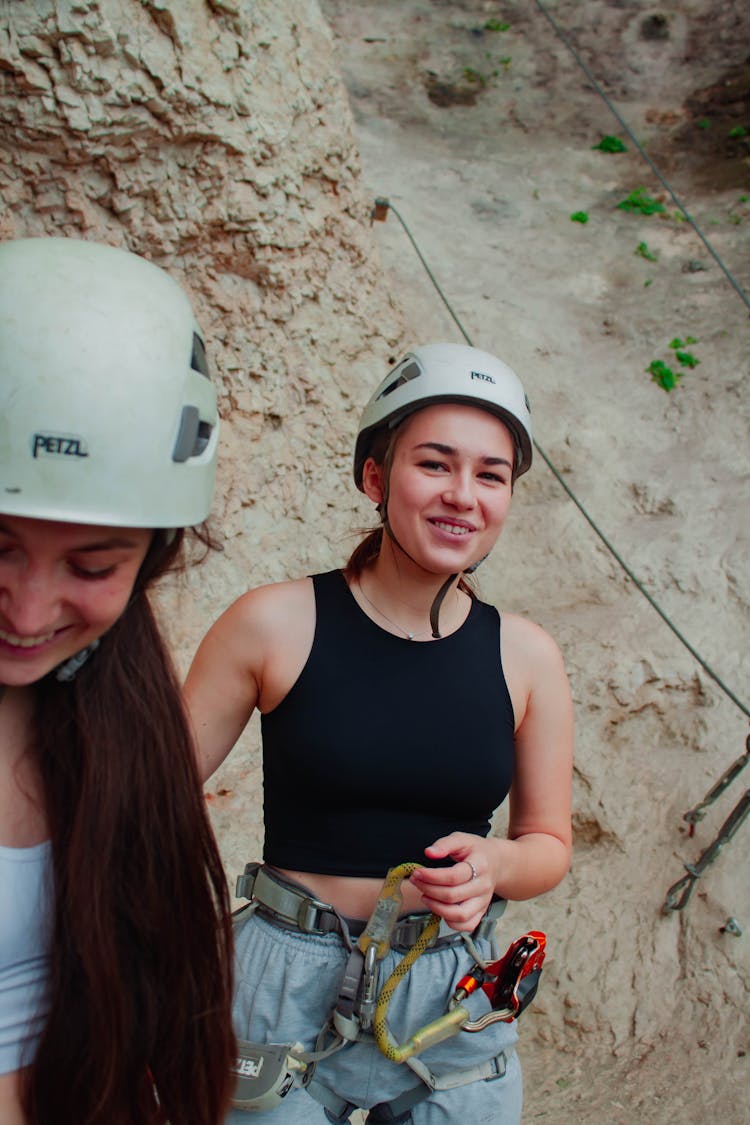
235, 863, 505, 950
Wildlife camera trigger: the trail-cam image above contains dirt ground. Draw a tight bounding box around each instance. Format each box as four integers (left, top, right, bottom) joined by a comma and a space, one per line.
317, 2, 749, 1122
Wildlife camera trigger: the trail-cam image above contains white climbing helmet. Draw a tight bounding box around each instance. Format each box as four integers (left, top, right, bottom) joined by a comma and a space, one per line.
354, 342, 532, 488
0, 237, 219, 528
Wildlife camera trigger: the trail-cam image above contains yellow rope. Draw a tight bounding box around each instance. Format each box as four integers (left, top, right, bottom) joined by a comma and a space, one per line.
365, 863, 447, 1062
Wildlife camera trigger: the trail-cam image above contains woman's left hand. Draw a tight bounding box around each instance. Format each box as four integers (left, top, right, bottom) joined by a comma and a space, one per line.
409, 832, 500, 932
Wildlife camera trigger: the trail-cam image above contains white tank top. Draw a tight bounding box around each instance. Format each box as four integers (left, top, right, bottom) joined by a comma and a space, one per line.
0, 840, 51, 1075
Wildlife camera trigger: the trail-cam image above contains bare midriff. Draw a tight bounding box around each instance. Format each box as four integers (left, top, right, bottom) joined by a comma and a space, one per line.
276, 869, 427, 922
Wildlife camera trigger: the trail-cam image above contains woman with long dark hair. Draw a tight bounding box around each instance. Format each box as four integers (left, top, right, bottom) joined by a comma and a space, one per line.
0, 237, 235, 1125
186, 343, 573, 1123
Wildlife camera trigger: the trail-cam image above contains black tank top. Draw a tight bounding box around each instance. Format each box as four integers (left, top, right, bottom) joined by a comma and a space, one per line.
261, 570, 516, 877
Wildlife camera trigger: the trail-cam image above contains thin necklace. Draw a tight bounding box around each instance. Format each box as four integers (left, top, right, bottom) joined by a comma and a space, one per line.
356, 582, 433, 641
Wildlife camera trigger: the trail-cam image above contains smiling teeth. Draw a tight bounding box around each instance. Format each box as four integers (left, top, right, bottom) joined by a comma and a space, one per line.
0, 627, 56, 648
433, 521, 472, 536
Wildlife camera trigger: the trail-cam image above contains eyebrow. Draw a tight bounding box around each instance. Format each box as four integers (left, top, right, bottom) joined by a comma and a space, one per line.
0, 522, 142, 553
72, 538, 144, 554
413, 441, 513, 469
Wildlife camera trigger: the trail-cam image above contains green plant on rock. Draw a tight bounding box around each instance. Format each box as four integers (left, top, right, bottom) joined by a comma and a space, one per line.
635, 241, 658, 261
463, 66, 487, 87
669, 336, 697, 350
593, 135, 627, 153
648, 336, 701, 391
617, 188, 665, 215
647, 359, 679, 391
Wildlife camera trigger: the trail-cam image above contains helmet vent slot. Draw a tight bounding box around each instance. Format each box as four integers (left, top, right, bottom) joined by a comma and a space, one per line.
191, 332, 210, 379
194, 420, 212, 456
172, 405, 212, 463
378, 359, 422, 399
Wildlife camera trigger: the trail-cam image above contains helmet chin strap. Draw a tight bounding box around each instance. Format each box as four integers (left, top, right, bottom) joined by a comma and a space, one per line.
379, 513, 464, 640
429, 573, 459, 639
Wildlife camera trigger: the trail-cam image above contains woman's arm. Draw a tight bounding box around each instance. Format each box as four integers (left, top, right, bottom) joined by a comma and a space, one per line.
411, 616, 574, 931
184, 587, 272, 782
184, 579, 315, 782
0, 1069, 30, 1125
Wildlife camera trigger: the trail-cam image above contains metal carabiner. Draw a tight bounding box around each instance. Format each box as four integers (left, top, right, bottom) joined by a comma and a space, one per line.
358, 943, 380, 1031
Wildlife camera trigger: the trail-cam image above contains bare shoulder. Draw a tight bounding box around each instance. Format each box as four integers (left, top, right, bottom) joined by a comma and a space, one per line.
499, 612, 570, 730
500, 611, 566, 670
185, 576, 316, 762
213, 576, 314, 639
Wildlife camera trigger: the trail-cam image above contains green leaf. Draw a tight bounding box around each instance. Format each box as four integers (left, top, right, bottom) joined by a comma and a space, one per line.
617, 188, 666, 215
697, 117, 711, 130
635, 241, 658, 261
728, 125, 747, 139
647, 359, 680, 391
669, 336, 697, 349
593, 135, 627, 153
463, 67, 486, 86
570, 211, 589, 224
676, 351, 700, 368
484, 19, 510, 31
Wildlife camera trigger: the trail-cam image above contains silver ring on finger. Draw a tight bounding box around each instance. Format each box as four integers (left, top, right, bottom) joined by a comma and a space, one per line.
467, 860, 478, 881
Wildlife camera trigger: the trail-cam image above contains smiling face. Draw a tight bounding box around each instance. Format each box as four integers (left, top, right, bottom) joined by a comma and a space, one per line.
362, 403, 515, 576
0, 515, 153, 686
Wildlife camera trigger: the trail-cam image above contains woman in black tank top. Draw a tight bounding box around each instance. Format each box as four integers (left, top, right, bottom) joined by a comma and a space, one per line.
186, 343, 574, 1124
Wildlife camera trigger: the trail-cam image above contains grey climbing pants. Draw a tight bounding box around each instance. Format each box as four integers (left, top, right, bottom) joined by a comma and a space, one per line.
226, 910, 522, 1124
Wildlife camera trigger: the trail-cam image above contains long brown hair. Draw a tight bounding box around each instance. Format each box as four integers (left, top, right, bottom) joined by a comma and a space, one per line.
23, 530, 235, 1125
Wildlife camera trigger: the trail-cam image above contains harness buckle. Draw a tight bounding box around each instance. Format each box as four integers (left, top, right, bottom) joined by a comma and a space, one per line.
296, 896, 325, 933
235, 861, 262, 901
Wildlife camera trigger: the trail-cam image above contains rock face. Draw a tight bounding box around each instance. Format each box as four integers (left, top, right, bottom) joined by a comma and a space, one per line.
0, 1, 403, 554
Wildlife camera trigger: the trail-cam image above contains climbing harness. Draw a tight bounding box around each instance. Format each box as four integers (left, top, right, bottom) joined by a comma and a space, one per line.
231, 1040, 325, 1112
662, 734, 750, 913
230, 862, 545, 1115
